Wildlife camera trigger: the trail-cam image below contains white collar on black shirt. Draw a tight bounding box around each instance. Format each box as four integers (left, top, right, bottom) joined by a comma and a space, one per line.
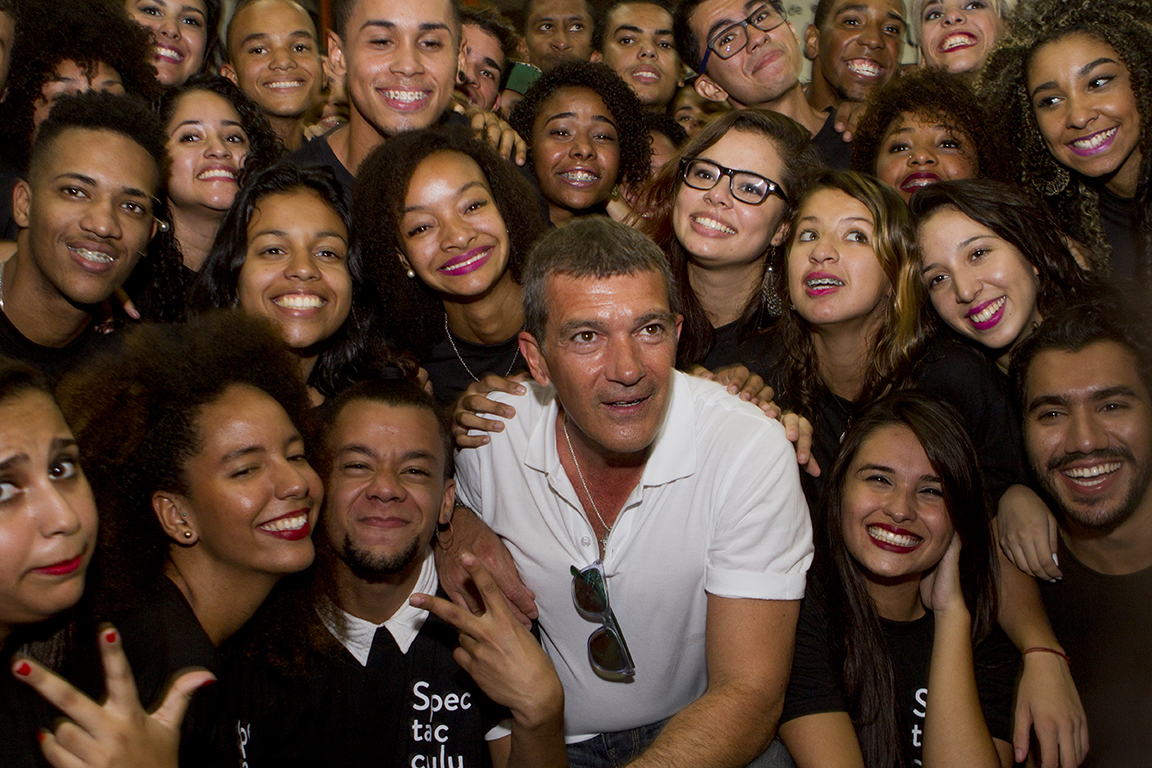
318, 552, 437, 665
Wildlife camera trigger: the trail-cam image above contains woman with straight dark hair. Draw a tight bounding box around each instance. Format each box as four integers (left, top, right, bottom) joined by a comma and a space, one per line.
911, 178, 1100, 373
190, 161, 392, 402
633, 108, 821, 370
779, 391, 1017, 768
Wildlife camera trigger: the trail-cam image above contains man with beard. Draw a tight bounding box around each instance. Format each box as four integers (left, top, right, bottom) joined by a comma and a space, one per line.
1010, 299, 1152, 768
218, 379, 567, 767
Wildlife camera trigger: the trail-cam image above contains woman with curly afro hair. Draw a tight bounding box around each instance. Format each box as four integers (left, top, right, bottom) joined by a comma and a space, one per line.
156, 74, 283, 281
55, 312, 322, 754
981, 0, 1152, 284
354, 127, 548, 405
853, 67, 1008, 203
509, 60, 650, 227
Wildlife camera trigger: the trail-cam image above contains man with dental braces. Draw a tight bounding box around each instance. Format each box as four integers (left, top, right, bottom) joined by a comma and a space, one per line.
0, 91, 164, 383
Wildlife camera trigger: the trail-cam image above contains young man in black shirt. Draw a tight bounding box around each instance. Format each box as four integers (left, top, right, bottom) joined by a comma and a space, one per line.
0, 92, 164, 381
1011, 300, 1152, 768
222, 379, 566, 767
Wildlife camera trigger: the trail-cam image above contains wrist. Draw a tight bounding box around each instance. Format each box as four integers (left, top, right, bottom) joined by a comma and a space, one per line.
1022, 646, 1070, 665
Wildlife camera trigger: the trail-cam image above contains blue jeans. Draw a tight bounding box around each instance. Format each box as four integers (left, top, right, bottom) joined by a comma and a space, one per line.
565, 718, 671, 768
566, 723, 795, 768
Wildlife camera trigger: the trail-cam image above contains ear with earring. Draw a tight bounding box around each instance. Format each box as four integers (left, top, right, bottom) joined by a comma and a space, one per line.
399, 256, 415, 279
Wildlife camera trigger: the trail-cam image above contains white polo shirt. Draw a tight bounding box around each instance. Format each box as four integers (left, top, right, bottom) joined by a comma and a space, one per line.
454, 371, 813, 740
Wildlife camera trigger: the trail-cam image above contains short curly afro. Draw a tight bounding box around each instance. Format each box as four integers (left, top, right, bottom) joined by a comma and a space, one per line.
0, 0, 161, 173
853, 67, 1008, 184
508, 60, 651, 191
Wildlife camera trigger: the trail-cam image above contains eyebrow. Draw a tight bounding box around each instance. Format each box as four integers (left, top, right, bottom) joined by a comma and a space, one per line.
857, 463, 940, 482
1029, 57, 1118, 99
361, 19, 452, 34
834, 3, 905, 22
251, 228, 348, 240
171, 118, 245, 131
481, 55, 503, 73
402, 180, 488, 213
613, 23, 674, 36
336, 444, 440, 465
556, 311, 676, 337
239, 30, 317, 47
1027, 385, 1140, 412
54, 172, 150, 200
543, 111, 618, 128
0, 452, 28, 472
221, 445, 265, 464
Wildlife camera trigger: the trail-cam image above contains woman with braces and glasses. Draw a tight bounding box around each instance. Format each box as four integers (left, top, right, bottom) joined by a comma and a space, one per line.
632, 109, 821, 371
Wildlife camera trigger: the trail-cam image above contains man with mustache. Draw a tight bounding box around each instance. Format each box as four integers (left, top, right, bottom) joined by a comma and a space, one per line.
1010, 299, 1152, 768
450, 217, 812, 767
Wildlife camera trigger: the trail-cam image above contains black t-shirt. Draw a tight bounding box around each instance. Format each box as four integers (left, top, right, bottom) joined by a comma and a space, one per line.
762, 335, 1026, 509
215, 603, 505, 767
782, 593, 1018, 766
1095, 184, 1140, 282
286, 129, 356, 196
810, 109, 853, 172
424, 329, 525, 406
695, 316, 779, 374
1, 637, 56, 768
1039, 537, 1152, 768
0, 310, 113, 384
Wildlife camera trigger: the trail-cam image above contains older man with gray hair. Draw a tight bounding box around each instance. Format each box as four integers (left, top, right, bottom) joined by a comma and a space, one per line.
450, 216, 813, 768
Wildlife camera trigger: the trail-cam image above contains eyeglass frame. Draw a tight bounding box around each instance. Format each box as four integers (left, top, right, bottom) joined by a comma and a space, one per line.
570, 560, 635, 677
698, 2, 787, 74
679, 157, 790, 206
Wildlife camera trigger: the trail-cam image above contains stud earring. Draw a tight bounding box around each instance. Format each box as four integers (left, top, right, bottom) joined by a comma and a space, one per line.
406, 268, 416, 279
183, 531, 193, 539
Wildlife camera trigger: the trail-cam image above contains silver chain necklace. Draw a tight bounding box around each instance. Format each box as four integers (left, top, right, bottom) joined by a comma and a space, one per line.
444, 315, 519, 382
562, 415, 613, 551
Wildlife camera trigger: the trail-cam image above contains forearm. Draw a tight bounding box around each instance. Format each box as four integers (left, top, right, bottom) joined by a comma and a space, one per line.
923, 608, 1000, 768
505, 689, 569, 768
995, 532, 1063, 652
625, 680, 780, 768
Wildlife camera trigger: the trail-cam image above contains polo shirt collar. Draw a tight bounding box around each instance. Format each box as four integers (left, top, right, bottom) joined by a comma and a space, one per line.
524, 371, 697, 488
318, 551, 437, 665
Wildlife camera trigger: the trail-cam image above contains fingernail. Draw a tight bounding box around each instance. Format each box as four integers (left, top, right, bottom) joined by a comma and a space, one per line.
38, 731, 47, 743
1052, 553, 1059, 566
1016, 748, 1025, 762
516, 385, 526, 394
481, 435, 490, 444
1049, 578, 1057, 583
461, 552, 476, 566
103, 629, 117, 644
199, 678, 216, 689
14, 661, 31, 677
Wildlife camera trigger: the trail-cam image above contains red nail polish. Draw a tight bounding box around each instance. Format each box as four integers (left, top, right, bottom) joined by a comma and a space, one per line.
37, 732, 46, 743
103, 629, 117, 644
14, 661, 31, 677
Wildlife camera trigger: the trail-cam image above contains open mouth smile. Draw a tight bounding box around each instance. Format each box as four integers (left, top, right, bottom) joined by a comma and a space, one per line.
845, 59, 883, 78
966, 296, 1005, 329
1068, 127, 1118, 156
1062, 461, 1122, 487
273, 294, 326, 310
692, 215, 735, 234
258, 510, 312, 540
940, 33, 976, 52
868, 525, 922, 549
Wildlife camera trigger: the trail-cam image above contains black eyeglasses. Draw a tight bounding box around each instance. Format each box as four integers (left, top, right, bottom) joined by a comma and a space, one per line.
699, 3, 787, 73
571, 561, 635, 677
680, 158, 789, 206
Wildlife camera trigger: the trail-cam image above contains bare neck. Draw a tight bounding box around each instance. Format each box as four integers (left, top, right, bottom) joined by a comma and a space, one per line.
1, 247, 93, 347
163, 554, 280, 647
267, 114, 307, 153
867, 576, 926, 622
805, 72, 841, 113
686, 259, 762, 328
1062, 494, 1152, 575
811, 319, 878, 402
331, 552, 426, 625
745, 83, 827, 137
171, 206, 227, 272
443, 272, 524, 344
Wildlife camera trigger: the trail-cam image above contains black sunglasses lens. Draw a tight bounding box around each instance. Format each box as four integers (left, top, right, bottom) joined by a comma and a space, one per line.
572, 568, 608, 615
589, 626, 630, 673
